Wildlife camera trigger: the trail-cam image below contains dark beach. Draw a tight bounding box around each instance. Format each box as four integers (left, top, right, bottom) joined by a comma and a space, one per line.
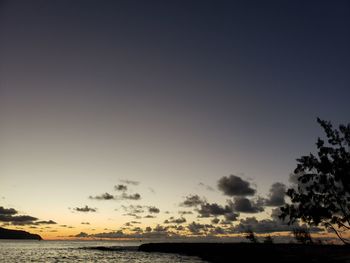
139, 243, 350, 263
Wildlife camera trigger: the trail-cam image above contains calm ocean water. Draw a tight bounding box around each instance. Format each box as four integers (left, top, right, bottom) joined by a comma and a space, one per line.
0, 240, 207, 262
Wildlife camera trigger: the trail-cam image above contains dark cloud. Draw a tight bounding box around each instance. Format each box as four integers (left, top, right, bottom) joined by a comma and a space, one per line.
131, 227, 143, 233
265, 182, 286, 206
0, 206, 17, 215
172, 225, 185, 231
223, 212, 239, 222
89, 192, 115, 200
0, 215, 38, 225
60, 225, 74, 228
180, 195, 205, 207
144, 215, 156, 218
196, 202, 239, 222
81, 222, 90, 225
114, 184, 127, 191
187, 222, 208, 235
148, 206, 160, 214
210, 226, 226, 235
231, 197, 264, 213
71, 224, 185, 239
164, 217, 186, 224
198, 182, 215, 191
120, 179, 139, 186
123, 213, 142, 219
120, 193, 141, 200
73, 205, 97, 212
271, 207, 283, 221
218, 175, 256, 196
231, 216, 322, 234
231, 217, 293, 234
0, 206, 56, 226
211, 218, 220, 224
153, 224, 168, 232
122, 205, 144, 214
178, 210, 193, 215
197, 203, 231, 217
36, 220, 57, 225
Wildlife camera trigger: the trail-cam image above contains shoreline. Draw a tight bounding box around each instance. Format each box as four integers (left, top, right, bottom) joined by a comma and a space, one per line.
138, 242, 350, 263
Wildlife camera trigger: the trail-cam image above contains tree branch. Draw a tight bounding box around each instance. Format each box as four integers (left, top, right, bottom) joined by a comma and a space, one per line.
325, 222, 350, 245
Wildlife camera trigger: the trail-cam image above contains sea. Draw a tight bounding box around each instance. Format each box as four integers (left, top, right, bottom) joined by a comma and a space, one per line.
0, 240, 207, 262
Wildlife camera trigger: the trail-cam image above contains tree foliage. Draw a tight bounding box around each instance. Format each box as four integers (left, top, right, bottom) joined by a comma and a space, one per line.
280, 118, 350, 244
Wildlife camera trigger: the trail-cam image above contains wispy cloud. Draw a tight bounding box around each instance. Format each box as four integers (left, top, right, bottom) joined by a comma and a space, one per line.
73, 205, 97, 212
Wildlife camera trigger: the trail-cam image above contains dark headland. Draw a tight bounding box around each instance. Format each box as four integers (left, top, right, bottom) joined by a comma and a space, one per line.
0, 227, 42, 240
139, 243, 350, 263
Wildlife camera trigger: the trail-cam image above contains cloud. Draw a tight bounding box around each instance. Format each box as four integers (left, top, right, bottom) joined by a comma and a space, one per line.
148, 187, 156, 194
218, 175, 256, 196
0, 207, 17, 215
231, 197, 264, 213
144, 215, 156, 218
121, 205, 144, 214
0, 215, 38, 225
148, 206, 160, 214
89, 192, 115, 200
211, 218, 220, 224
164, 217, 186, 224
210, 226, 227, 235
178, 210, 193, 215
123, 213, 142, 219
265, 182, 286, 206
81, 222, 90, 225
231, 217, 293, 233
114, 184, 127, 191
231, 215, 322, 234
120, 179, 139, 186
73, 205, 97, 212
180, 195, 205, 207
131, 227, 143, 233
36, 220, 57, 225
120, 193, 141, 200
82, 224, 175, 239
196, 202, 239, 221
187, 222, 208, 235
198, 182, 215, 191
223, 212, 239, 222
0, 206, 56, 226
197, 203, 231, 217
60, 225, 74, 228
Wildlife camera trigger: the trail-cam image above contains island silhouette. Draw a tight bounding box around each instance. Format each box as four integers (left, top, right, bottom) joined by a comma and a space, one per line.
0, 227, 42, 240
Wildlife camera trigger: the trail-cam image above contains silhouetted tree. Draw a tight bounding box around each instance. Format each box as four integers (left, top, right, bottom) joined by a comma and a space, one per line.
245, 229, 259, 243
292, 228, 313, 244
280, 118, 350, 244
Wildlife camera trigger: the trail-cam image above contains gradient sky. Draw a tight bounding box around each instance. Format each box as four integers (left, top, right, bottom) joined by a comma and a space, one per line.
0, 0, 349, 239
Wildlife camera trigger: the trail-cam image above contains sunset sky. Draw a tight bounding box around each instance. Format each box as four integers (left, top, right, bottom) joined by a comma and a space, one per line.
0, 0, 349, 240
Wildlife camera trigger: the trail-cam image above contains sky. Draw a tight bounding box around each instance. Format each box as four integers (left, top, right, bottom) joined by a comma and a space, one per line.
0, 0, 349, 240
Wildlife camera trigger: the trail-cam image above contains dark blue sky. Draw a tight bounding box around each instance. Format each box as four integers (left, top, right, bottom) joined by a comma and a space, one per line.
0, 1, 349, 232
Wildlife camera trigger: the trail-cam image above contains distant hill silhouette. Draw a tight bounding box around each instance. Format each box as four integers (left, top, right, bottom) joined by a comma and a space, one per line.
0, 227, 42, 240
